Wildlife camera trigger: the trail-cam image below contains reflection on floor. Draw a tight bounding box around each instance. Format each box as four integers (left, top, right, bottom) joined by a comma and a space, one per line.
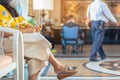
40, 58, 120, 80
1, 44, 120, 80
38, 44, 120, 80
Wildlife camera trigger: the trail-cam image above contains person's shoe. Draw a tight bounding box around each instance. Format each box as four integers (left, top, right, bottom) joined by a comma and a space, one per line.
101, 57, 106, 60
57, 66, 78, 80
90, 59, 99, 62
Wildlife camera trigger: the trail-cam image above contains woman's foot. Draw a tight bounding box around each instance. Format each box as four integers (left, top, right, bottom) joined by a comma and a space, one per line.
54, 64, 65, 73
54, 65, 78, 80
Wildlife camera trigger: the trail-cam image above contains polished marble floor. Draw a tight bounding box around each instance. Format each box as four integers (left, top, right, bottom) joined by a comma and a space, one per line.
38, 44, 120, 80
39, 58, 120, 80
1, 44, 120, 80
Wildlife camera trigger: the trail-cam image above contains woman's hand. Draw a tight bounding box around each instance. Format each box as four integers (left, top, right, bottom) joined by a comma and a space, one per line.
20, 24, 34, 33
34, 24, 42, 32
4, 32, 13, 37
20, 24, 43, 33
20, 28, 34, 33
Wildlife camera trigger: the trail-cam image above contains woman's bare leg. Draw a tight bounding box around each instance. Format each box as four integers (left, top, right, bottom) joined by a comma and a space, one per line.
48, 53, 78, 80
28, 53, 65, 80
29, 71, 39, 80
28, 53, 77, 80
48, 53, 65, 73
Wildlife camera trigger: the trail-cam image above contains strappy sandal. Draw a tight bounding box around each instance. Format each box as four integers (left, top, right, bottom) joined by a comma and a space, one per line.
57, 66, 78, 80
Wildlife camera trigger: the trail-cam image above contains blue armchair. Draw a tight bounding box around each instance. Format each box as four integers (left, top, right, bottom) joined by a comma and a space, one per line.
60, 26, 80, 54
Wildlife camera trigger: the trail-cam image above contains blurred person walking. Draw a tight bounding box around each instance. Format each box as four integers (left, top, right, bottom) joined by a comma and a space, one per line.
86, 0, 118, 61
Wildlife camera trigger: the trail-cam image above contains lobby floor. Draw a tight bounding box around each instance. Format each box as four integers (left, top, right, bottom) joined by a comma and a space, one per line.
40, 58, 120, 80
1, 44, 120, 80
38, 44, 120, 80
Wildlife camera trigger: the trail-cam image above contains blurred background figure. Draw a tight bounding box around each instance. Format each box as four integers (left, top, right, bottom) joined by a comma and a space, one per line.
41, 13, 46, 34
60, 15, 85, 54
40, 14, 56, 52
86, 0, 118, 62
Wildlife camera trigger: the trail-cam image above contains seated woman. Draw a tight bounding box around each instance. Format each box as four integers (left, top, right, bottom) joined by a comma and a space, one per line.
0, 0, 78, 80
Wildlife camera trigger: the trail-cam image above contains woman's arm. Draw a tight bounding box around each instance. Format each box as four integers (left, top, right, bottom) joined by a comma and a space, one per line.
4, 32, 13, 37
20, 28, 34, 33
20, 24, 43, 33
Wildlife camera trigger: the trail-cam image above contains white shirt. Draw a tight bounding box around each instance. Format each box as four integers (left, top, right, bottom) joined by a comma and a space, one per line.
86, 0, 117, 23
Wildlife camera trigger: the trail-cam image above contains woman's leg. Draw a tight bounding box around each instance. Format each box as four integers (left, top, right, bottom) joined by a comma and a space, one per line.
28, 53, 77, 80
48, 53, 65, 73
48, 53, 78, 79
28, 53, 65, 80
29, 71, 39, 80
27, 59, 45, 80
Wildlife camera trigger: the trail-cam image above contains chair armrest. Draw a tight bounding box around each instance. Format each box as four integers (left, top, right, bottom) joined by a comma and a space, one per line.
0, 27, 24, 80
0, 27, 19, 62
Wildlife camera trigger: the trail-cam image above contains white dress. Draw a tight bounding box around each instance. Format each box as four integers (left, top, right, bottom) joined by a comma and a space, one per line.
3, 32, 52, 75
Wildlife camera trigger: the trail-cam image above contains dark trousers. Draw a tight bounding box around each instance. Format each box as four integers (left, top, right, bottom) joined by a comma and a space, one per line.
90, 20, 106, 60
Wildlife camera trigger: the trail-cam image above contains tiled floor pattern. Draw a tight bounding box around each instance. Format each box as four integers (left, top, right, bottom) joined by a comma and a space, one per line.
1, 44, 120, 80
39, 58, 120, 80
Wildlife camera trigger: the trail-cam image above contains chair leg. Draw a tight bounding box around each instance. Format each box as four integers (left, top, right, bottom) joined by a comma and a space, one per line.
63, 45, 66, 54
13, 68, 19, 80
76, 45, 78, 54
72, 45, 76, 53
80, 43, 84, 53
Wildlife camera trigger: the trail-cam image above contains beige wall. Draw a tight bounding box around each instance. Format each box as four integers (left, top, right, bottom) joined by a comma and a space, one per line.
50, 0, 61, 27
33, 11, 40, 24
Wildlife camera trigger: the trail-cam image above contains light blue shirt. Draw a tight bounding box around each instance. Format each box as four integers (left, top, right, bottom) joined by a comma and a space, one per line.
86, 0, 117, 23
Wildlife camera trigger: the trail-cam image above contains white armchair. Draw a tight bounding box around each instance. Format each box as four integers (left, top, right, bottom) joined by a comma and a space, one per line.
0, 27, 24, 80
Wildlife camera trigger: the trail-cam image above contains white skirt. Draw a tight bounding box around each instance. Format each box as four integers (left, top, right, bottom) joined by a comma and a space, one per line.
3, 32, 52, 75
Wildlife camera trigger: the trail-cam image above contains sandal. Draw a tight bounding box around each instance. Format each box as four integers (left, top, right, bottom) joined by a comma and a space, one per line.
57, 66, 78, 80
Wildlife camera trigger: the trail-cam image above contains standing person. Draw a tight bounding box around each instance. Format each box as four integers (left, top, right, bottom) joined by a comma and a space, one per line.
86, 0, 118, 61
0, 0, 78, 80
